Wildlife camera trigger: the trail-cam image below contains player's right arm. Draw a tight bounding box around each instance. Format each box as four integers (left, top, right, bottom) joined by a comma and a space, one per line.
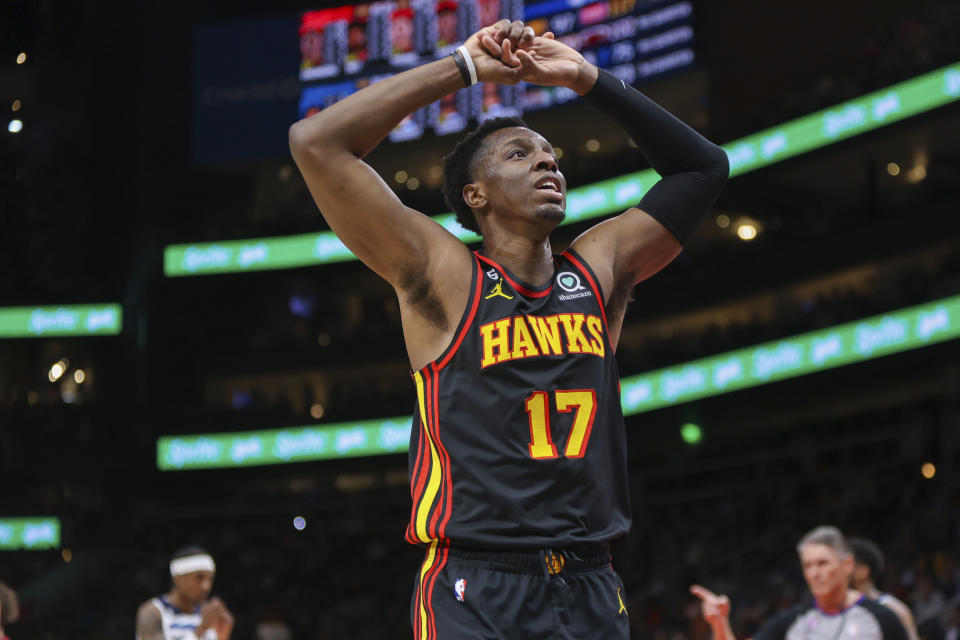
135, 601, 165, 640
288, 58, 472, 287
288, 24, 525, 367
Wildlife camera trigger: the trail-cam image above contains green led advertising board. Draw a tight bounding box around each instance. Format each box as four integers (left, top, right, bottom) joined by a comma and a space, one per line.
159, 417, 412, 470
617, 295, 958, 413
0, 304, 122, 338
0, 518, 61, 550
157, 293, 960, 470
163, 62, 960, 277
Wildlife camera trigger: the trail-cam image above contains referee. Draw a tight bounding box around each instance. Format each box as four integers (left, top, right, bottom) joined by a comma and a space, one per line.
692, 526, 909, 640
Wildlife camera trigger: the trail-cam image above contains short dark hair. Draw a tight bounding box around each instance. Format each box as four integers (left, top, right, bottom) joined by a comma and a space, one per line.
849, 537, 885, 579
171, 545, 210, 562
442, 116, 528, 235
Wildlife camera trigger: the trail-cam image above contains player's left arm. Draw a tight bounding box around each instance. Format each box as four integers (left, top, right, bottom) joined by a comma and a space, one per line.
498, 33, 728, 303
571, 64, 729, 293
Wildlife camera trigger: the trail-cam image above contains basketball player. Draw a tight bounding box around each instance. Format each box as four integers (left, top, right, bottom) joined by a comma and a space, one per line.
289, 19, 729, 638
849, 537, 920, 640
691, 526, 909, 640
135, 547, 234, 640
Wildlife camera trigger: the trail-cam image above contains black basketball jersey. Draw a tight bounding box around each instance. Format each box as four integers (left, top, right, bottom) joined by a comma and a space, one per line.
405, 249, 631, 548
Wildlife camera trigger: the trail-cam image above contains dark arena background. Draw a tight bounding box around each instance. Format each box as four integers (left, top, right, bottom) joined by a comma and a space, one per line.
2, 0, 960, 638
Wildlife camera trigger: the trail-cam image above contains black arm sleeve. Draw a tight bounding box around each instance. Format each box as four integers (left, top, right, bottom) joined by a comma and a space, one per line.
753, 606, 805, 640
582, 68, 729, 245
861, 599, 909, 640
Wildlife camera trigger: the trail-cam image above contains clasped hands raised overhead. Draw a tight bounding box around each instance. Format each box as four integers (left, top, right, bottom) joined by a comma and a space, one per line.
463, 19, 599, 94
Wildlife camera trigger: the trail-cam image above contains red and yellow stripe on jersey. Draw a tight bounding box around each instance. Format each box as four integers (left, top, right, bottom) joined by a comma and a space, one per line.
412, 539, 450, 640
405, 256, 482, 545
406, 366, 453, 543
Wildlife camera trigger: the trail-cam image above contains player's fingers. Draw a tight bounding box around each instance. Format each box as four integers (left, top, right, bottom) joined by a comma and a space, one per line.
506, 20, 525, 43
516, 49, 541, 74
519, 25, 535, 46
543, 31, 555, 39
489, 19, 511, 44
481, 33, 502, 57
501, 39, 521, 67
496, 19, 514, 43
516, 49, 534, 77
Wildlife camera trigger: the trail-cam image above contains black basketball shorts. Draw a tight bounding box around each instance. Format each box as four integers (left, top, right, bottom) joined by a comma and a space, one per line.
411, 541, 630, 639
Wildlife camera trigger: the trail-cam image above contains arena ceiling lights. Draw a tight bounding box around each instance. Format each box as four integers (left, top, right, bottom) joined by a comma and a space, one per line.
163, 61, 960, 277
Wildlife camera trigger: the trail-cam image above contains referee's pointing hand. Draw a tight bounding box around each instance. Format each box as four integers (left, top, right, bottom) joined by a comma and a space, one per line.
690, 584, 732, 625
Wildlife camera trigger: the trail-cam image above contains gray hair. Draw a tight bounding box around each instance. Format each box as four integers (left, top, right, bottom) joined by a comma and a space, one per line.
796, 525, 853, 558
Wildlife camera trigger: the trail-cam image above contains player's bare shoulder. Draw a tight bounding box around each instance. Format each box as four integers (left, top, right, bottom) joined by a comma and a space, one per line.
135, 600, 164, 640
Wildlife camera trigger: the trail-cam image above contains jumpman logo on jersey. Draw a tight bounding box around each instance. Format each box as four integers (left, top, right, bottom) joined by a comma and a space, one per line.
616, 587, 628, 615
484, 278, 513, 301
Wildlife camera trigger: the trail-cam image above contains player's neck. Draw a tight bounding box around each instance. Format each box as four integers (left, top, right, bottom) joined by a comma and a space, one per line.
817, 588, 860, 615
167, 589, 198, 613
480, 233, 555, 287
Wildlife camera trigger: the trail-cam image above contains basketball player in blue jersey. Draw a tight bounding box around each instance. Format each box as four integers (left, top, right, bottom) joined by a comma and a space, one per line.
289, 19, 729, 639
135, 547, 234, 640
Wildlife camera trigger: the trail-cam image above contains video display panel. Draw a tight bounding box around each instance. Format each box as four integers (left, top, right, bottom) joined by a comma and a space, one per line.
297, 0, 695, 141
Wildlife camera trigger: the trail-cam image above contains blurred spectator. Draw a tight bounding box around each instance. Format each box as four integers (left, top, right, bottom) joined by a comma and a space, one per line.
0, 582, 19, 640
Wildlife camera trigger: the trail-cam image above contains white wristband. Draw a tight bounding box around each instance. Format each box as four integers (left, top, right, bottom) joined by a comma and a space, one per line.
456, 45, 478, 86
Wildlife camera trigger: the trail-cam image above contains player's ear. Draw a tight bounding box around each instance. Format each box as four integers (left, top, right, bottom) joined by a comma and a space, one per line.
463, 182, 486, 209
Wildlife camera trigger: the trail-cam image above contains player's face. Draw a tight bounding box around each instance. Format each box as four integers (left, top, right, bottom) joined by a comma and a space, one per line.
474, 127, 565, 227
174, 570, 214, 605
800, 544, 853, 600
850, 562, 869, 589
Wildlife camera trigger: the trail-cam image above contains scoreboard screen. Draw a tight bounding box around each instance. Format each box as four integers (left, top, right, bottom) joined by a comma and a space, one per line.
297, 0, 695, 141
